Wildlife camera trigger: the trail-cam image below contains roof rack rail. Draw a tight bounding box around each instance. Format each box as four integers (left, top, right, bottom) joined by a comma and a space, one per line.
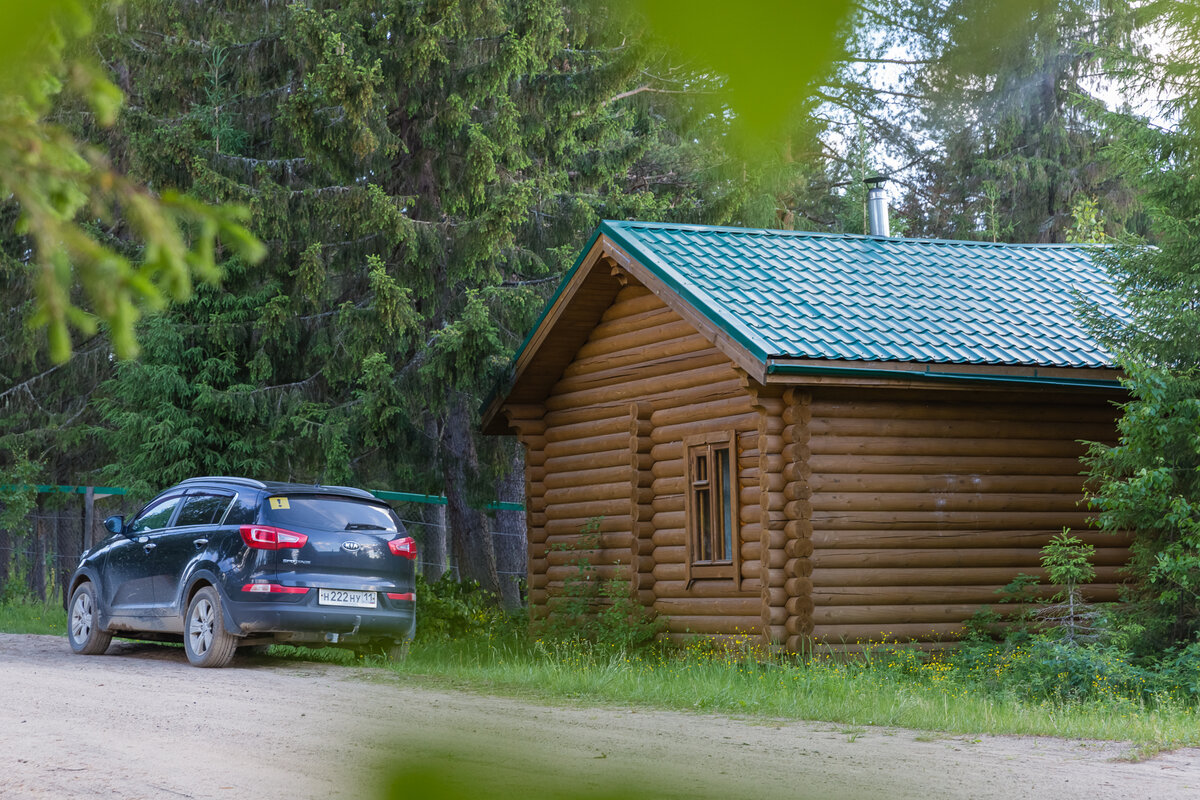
315, 484, 375, 499
177, 476, 268, 489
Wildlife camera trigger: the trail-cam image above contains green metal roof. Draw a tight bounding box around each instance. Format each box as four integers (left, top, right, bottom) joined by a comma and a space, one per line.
600, 220, 1123, 371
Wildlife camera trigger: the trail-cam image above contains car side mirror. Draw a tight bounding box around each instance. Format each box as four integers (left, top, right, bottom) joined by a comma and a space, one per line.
104, 515, 126, 536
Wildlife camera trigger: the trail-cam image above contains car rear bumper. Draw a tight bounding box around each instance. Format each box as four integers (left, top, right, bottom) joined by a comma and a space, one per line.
226, 597, 415, 641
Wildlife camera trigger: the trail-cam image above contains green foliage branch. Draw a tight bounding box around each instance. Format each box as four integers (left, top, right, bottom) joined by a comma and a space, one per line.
1072, 2, 1200, 651
1033, 530, 1101, 645
0, 0, 264, 362
0, 450, 44, 604
882, 0, 1144, 242
1082, 364, 1200, 647
0, 450, 41, 537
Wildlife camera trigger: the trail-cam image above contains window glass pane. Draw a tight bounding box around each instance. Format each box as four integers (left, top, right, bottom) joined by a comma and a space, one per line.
717, 447, 733, 561
262, 496, 399, 531
224, 493, 259, 525
175, 494, 232, 527
695, 487, 711, 560
128, 496, 183, 534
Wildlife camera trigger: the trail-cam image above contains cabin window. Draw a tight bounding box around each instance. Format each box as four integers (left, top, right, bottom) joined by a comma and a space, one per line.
684, 431, 740, 581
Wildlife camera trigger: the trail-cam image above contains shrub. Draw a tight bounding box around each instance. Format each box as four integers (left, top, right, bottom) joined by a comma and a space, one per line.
1150, 640, 1200, 703
414, 573, 523, 642
536, 517, 666, 650
955, 638, 1152, 705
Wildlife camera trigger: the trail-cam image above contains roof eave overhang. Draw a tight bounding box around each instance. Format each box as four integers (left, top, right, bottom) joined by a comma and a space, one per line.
765, 358, 1124, 391
481, 227, 607, 435
601, 232, 768, 381
481, 226, 770, 435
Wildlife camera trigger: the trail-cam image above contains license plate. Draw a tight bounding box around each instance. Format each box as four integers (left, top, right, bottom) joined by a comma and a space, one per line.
318, 588, 377, 608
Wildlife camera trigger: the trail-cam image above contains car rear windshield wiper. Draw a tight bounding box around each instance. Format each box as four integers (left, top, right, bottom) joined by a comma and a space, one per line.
343, 523, 389, 530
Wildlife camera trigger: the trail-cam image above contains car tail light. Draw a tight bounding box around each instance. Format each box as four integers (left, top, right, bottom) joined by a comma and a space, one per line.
241, 583, 310, 594
388, 536, 417, 559
386, 592, 415, 601
240, 525, 309, 550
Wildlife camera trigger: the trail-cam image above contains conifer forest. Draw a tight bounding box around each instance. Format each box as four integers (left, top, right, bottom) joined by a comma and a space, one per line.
2, 0, 1200, 647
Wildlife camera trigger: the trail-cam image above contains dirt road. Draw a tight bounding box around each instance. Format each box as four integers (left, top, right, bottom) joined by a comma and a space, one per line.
2, 633, 1197, 799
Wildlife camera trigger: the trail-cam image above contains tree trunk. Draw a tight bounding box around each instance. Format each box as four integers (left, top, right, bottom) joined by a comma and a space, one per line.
59, 507, 78, 607
420, 501, 448, 583
440, 395, 505, 604
493, 442, 527, 608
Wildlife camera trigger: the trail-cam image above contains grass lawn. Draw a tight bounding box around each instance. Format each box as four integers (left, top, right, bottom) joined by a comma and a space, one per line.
0, 599, 66, 635
393, 634, 1199, 755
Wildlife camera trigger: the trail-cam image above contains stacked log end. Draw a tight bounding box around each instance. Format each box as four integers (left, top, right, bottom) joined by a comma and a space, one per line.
781, 389, 814, 654
752, 391, 787, 649
629, 401, 655, 605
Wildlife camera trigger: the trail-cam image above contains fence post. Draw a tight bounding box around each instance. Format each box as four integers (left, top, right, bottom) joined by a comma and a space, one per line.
31, 513, 46, 602
421, 503, 448, 583
83, 486, 95, 551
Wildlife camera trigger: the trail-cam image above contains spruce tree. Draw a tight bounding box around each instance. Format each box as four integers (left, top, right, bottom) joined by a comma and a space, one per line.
89, 0, 754, 606
874, 0, 1144, 242
1079, 1, 1200, 649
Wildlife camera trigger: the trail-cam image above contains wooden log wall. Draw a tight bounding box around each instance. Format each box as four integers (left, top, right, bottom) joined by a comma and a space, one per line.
529, 278, 764, 638
803, 391, 1129, 649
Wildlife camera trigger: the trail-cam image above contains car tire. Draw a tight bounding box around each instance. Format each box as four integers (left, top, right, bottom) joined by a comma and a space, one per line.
67, 582, 112, 656
184, 586, 238, 668
386, 639, 411, 663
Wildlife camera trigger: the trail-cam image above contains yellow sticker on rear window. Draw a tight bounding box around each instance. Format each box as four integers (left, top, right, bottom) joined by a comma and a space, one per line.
268, 497, 290, 510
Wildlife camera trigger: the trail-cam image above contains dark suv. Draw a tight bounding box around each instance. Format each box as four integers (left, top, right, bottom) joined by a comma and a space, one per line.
66, 477, 417, 667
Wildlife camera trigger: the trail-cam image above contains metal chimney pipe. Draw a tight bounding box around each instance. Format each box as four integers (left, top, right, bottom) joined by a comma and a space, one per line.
865, 176, 889, 237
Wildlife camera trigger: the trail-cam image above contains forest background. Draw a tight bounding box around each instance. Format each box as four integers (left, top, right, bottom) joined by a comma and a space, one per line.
2, 0, 1198, 647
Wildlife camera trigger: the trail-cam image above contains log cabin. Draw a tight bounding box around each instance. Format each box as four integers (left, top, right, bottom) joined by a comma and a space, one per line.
482, 219, 1129, 651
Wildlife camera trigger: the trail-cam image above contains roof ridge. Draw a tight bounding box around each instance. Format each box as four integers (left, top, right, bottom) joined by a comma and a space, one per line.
602, 219, 1106, 250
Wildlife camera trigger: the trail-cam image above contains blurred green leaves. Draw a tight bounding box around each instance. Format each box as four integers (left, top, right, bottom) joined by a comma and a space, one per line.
381, 763, 639, 800
632, 0, 854, 144
0, 0, 264, 363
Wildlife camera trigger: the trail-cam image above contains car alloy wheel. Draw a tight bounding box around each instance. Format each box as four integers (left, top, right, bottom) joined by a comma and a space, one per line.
184, 586, 237, 668
67, 582, 112, 655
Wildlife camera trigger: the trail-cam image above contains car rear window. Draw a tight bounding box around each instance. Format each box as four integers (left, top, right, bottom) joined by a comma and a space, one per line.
261, 496, 399, 531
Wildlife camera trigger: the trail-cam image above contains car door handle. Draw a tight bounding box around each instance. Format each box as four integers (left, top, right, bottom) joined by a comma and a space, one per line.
193, 538, 209, 549
143, 543, 157, 554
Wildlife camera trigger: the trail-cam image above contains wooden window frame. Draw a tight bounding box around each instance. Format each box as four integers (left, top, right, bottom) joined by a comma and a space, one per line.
684, 430, 741, 584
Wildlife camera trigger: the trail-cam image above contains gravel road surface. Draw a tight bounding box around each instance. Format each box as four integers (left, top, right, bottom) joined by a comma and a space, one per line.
2, 633, 1197, 799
